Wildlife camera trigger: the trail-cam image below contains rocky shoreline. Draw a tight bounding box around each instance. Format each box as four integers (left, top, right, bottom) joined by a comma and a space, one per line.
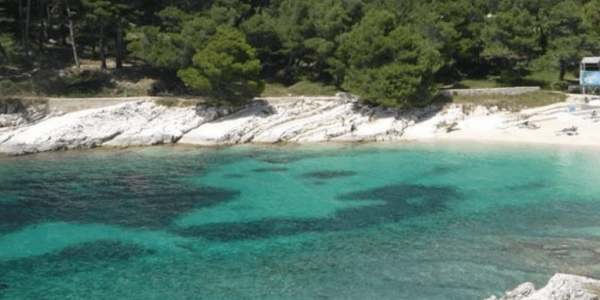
0, 93, 441, 155
2, 92, 600, 155
485, 274, 600, 300
0, 100, 212, 155
2, 94, 600, 299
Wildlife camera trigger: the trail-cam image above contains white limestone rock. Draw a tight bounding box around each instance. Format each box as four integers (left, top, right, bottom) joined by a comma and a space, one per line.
0, 114, 27, 128
0, 101, 210, 155
179, 104, 266, 146
0, 100, 57, 129
1, 93, 514, 155
180, 95, 406, 145
485, 274, 600, 300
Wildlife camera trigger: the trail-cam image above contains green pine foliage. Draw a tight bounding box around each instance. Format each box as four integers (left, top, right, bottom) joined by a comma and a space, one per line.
3, 0, 600, 106
337, 11, 442, 107
0, 33, 18, 63
177, 27, 263, 101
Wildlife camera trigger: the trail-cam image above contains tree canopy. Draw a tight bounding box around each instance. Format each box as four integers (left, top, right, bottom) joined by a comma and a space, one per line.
336, 10, 442, 106
177, 26, 263, 100
2, 0, 600, 106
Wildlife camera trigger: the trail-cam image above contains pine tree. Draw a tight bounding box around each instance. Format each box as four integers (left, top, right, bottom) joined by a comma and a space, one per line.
81, 0, 131, 69
177, 26, 263, 101
336, 10, 442, 107
0, 0, 7, 58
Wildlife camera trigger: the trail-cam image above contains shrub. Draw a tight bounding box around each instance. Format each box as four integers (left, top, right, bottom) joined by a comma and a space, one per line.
0, 80, 20, 95
34, 71, 114, 96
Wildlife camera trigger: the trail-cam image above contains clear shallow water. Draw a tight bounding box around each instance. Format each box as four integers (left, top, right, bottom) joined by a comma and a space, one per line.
1, 143, 600, 299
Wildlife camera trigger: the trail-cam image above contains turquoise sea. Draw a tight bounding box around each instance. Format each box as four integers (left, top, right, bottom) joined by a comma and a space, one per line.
1, 142, 600, 299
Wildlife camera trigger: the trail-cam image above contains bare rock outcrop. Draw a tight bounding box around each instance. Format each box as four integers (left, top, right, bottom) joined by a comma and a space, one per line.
179, 93, 412, 145
0, 99, 57, 129
0, 101, 217, 155
0, 93, 492, 155
485, 274, 600, 300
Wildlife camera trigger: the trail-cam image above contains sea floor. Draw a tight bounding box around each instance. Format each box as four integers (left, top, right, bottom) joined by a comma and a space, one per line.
1, 143, 600, 299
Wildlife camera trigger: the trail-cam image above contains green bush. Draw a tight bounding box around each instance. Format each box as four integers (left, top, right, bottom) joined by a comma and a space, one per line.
261, 80, 339, 97
0, 33, 19, 63
33, 71, 114, 96
60, 71, 113, 94
452, 91, 567, 112
155, 99, 176, 107
336, 11, 442, 107
0, 79, 37, 96
149, 77, 191, 96
0, 80, 19, 95
551, 80, 570, 91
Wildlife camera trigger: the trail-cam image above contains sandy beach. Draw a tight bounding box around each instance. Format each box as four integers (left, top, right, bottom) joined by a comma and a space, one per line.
435, 121, 600, 147
402, 95, 600, 149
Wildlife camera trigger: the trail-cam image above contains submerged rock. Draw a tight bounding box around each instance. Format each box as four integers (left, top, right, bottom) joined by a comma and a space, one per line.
485, 273, 600, 300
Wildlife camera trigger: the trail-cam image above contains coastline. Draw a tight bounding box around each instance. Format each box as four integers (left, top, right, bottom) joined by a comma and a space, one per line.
1, 93, 600, 155
3, 97, 600, 299
427, 121, 600, 148
431, 115, 600, 148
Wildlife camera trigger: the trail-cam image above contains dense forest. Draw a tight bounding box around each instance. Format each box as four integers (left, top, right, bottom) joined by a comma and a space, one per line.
1, 0, 600, 106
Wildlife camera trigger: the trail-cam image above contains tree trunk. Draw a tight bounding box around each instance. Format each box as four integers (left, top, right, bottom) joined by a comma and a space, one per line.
539, 27, 548, 54
39, 0, 45, 50
100, 23, 106, 69
46, 3, 52, 41
0, 39, 7, 58
59, 21, 65, 46
559, 61, 566, 81
66, 2, 79, 69
91, 31, 95, 59
116, 22, 123, 69
19, 0, 25, 47
24, 0, 31, 54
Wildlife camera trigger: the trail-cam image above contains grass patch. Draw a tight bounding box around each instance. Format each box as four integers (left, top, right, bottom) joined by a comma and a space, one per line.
154, 98, 202, 107
261, 80, 339, 97
203, 99, 248, 108
451, 91, 567, 112
455, 79, 506, 89
0, 79, 38, 97
154, 97, 248, 108
0, 96, 48, 105
454, 68, 578, 91
522, 68, 574, 91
